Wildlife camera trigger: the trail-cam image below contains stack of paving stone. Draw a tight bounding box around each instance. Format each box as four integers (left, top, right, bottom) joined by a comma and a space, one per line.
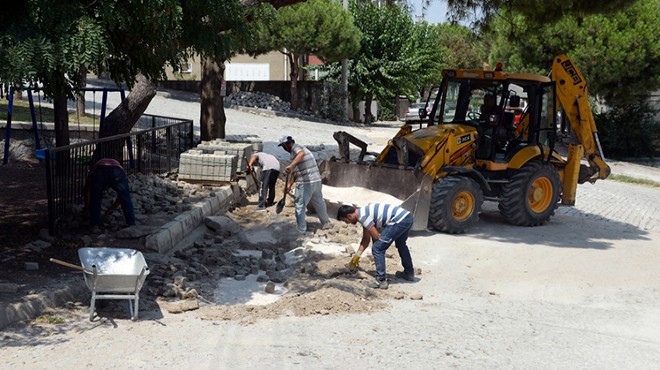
178, 149, 238, 182
195, 139, 253, 172
224, 134, 263, 153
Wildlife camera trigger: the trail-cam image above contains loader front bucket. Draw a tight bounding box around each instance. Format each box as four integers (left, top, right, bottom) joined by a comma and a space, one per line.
319, 160, 433, 231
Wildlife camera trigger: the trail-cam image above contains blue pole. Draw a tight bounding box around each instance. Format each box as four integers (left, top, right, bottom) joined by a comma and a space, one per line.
2, 87, 14, 164
28, 89, 42, 150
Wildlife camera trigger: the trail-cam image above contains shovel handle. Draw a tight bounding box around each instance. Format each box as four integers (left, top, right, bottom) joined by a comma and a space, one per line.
247, 166, 259, 187
49, 258, 94, 274
283, 171, 296, 195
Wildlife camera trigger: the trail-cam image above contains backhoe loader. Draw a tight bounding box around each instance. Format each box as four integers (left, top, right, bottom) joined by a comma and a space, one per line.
320, 55, 610, 233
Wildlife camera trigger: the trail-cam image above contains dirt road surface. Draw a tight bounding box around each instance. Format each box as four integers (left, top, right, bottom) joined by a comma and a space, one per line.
1, 87, 659, 369
3, 179, 659, 369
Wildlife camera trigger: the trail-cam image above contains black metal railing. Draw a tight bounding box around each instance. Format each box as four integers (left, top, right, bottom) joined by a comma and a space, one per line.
44, 115, 194, 234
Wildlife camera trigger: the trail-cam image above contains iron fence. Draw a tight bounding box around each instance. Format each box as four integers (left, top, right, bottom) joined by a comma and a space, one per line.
44, 114, 194, 234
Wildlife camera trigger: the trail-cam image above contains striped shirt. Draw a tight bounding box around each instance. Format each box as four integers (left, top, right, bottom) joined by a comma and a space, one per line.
357, 203, 411, 230
290, 143, 321, 184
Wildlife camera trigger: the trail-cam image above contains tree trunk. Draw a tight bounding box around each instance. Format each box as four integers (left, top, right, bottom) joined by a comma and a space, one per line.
364, 95, 373, 125
200, 58, 227, 141
394, 93, 400, 119
76, 64, 87, 118
53, 94, 71, 171
288, 52, 299, 111
93, 74, 156, 162
99, 74, 156, 138
350, 88, 361, 123
53, 96, 70, 148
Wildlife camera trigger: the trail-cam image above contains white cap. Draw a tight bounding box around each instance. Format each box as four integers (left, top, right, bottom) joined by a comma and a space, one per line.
278, 135, 293, 146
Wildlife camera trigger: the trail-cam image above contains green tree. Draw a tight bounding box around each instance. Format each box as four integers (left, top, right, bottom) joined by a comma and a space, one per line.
444, 0, 638, 26
329, 1, 432, 123
180, 0, 265, 141
0, 0, 305, 147
248, 0, 361, 110
487, 0, 660, 106
0, 0, 184, 148
408, 21, 446, 101
434, 23, 484, 70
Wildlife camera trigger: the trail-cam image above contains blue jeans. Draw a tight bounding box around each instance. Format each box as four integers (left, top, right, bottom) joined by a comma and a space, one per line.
293, 181, 330, 233
89, 167, 136, 226
372, 214, 414, 281
259, 169, 280, 207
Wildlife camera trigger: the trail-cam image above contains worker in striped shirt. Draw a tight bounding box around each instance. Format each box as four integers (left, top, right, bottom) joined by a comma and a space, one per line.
337, 203, 415, 289
279, 134, 330, 233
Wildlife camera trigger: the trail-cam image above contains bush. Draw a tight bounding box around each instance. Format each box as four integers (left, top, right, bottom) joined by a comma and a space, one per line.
377, 100, 397, 121
595, 103, 660, 159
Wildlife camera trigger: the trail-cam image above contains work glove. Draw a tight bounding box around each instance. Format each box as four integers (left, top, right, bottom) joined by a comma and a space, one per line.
348, 255, 361, 271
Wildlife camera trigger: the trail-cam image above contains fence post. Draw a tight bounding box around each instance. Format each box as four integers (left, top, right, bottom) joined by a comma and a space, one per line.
166, 126, 172, 171
189, 120, 194, 148
137, 134, 143, 173
45, 149, 55, 235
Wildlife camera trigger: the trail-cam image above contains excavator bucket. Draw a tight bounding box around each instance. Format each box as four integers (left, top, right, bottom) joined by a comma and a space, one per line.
319, 160, 433, 231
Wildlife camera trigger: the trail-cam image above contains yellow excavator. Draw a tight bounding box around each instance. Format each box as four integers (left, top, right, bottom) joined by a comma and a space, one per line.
320, 55, 610, 233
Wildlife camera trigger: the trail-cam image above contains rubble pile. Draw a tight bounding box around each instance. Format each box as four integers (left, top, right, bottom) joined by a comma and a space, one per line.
143, 214, 304, 313
59, 171, 222, 232
224, 91, 291, 112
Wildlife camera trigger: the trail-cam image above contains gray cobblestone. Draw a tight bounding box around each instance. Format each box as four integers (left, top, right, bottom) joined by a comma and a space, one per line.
557, 179, 660, 233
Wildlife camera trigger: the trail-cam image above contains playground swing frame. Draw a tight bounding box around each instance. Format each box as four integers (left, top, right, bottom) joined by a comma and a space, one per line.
3, 86, 127, 165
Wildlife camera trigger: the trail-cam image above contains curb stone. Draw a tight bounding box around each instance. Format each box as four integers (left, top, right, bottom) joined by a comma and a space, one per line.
0, 279, 87, 331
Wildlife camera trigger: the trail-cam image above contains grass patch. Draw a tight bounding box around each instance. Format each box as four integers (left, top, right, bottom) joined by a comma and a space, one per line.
33, 314, 65, 325
609, 174, 660, 188
1, 98, 100, 126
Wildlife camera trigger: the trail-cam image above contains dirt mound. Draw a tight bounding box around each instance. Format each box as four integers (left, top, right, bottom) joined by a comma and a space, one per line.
190, 186, 415, 324
199, 254, 398, 325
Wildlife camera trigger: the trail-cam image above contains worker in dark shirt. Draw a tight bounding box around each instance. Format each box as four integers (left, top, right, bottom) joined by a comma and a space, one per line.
84, 158, 136, 228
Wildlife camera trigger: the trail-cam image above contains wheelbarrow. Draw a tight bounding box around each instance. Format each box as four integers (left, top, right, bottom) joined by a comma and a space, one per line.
51, 247, 150, 321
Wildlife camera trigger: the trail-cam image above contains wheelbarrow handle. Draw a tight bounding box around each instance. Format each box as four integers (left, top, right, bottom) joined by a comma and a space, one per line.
50, 258, 94, 274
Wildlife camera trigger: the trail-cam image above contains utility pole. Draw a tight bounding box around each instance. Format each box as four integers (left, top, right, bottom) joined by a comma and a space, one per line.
341, 0, 349, 121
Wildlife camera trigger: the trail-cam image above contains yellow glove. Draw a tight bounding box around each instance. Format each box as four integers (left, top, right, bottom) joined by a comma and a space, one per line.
349, 255, 361, 270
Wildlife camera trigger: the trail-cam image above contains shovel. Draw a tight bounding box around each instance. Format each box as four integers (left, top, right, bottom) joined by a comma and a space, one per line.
276, 172, 292, 214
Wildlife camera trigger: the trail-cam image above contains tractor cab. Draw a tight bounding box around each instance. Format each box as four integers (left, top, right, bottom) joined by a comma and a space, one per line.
423, 70, 558, 166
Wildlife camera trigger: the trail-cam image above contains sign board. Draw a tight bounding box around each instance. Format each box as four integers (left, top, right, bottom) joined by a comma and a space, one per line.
225, 63, 270, 81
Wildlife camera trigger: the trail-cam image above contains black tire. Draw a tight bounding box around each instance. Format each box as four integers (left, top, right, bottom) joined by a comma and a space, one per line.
428, 177, 484, 234
498, 160, 561, 226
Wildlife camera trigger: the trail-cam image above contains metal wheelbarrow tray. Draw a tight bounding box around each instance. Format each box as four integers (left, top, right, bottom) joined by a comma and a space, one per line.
78, 247, 150, 321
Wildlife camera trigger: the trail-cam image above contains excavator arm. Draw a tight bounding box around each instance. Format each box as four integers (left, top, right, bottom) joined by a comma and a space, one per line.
552, 55, 611, 186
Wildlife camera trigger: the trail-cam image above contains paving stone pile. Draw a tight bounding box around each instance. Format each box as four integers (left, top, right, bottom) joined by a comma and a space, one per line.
145, 215, 299, 312
178, 150, 238, 182
194, 140, 254, 172
58, 172, 206, 232
224, 91, 291, 112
